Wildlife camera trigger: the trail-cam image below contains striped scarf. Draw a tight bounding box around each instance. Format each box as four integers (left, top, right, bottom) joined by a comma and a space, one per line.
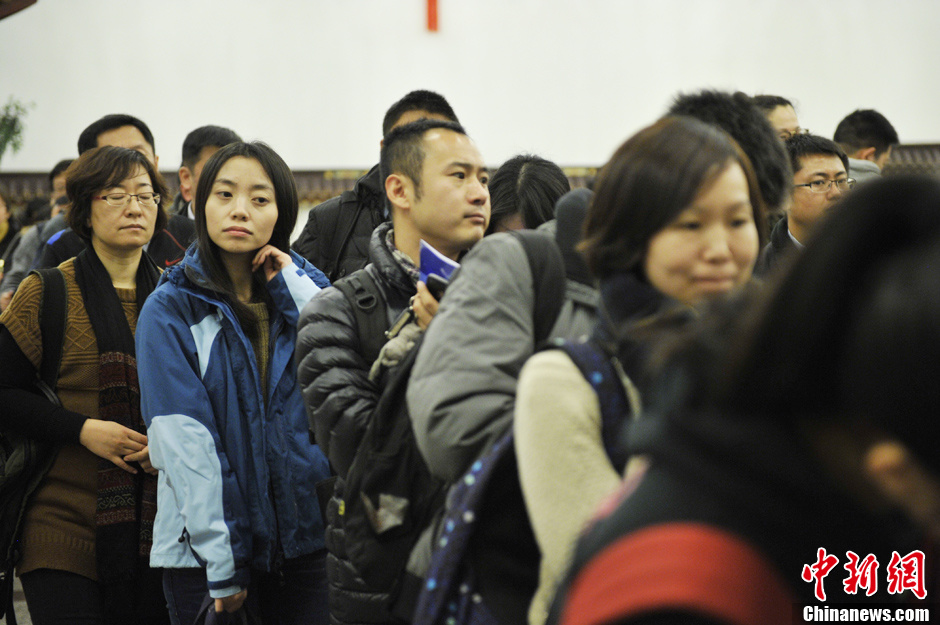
73, 247, 160, 621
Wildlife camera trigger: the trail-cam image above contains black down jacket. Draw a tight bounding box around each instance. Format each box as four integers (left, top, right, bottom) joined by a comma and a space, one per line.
297, 222, 415, 625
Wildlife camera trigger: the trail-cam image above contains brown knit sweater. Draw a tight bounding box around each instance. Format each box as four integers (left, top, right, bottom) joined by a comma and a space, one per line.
0, 259, 139, 581
246, 301, 271, 407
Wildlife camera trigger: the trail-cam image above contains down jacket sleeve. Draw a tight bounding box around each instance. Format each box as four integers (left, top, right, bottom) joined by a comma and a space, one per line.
296, 283, 381, 477
406, 234, 537, 483
137, 288, 253, 597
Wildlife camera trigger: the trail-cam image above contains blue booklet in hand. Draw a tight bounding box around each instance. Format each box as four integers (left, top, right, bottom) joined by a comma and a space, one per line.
418, 240, 460, 284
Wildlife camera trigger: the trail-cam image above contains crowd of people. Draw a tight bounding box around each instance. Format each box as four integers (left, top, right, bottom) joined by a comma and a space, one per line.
0, 87, 935, 625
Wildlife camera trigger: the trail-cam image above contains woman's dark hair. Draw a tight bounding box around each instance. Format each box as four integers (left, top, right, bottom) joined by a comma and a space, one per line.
193, 141, 299, 333
486, 154, 571, 234
580, 116, 767, 281
711, 175, 940, 476
65, 146, 168, 240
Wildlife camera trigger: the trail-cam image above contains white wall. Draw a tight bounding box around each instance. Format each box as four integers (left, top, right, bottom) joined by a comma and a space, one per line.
0, 0, 937, 172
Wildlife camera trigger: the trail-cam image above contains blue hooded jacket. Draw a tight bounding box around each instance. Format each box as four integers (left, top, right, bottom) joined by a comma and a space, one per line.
137, 247, 331, 598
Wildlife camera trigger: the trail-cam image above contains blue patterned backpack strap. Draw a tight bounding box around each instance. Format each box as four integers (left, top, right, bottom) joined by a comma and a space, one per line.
547, 337, 638, 473
412, 434, 514, 625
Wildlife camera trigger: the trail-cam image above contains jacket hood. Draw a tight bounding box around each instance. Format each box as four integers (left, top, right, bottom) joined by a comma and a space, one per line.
357, 164, 384, 199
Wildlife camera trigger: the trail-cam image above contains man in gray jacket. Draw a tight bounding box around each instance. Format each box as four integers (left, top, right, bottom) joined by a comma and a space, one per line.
292, 90, 460, 281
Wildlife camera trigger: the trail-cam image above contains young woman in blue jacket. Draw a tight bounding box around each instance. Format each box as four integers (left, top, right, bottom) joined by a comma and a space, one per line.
136, 141, 332, 625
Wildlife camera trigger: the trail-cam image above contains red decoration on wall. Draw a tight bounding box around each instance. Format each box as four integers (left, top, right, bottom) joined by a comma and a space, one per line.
427, 0, 438, 31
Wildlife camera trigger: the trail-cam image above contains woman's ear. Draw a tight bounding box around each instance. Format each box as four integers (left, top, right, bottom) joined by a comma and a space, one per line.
865, 440, 940, 540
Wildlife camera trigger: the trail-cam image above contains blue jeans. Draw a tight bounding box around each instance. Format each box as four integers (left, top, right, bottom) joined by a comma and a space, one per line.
163, 550, 328, 625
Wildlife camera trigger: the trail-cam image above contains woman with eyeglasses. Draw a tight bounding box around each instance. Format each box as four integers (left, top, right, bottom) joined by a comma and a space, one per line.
0, 146, 170, 624
136, 141, 332, 625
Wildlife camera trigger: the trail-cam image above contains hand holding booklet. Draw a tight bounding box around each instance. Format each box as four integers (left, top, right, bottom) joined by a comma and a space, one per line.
418, 240, 460, 299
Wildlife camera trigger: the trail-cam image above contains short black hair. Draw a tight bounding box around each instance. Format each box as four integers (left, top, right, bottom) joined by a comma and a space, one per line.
487, 154, 570, 234
381, 90, 459, 137
379, 119, 467, 202
49, 158, 73, 185
667, 90, 791, 214
785, 134, 849, 176
833, 109, 899, 158
181, 125, 242, 169
752, 95, 794, 114
77, 114, 156, 155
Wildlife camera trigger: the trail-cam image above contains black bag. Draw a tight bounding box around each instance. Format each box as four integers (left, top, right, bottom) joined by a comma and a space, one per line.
193, 593, 262, 625
341, 332, 444, 593
339, 230, 567, 599
0, 268, 67, 624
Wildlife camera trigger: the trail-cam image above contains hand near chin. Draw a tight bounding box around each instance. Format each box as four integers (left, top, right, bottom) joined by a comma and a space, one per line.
252, 245, 292, 281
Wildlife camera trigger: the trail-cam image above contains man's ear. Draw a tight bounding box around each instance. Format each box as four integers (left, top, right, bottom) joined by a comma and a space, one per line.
179, 167, 194, 203
865, 440, 940, 539
385, 173, 411, 214
855, 147, 878, 162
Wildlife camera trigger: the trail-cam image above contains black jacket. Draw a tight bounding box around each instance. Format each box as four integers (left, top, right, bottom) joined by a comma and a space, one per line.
551, 409, 922, 625
0, 215, 20, 260
292, 165, 388, 282
297, 222, 414, 625
36, 213, 195, 270
755, 214, 799, 277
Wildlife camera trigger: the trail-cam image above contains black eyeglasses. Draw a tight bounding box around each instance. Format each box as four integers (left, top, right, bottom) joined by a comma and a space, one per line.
793, 178, 855, 194
94, 192, 161, 207
780, 128, 810, 140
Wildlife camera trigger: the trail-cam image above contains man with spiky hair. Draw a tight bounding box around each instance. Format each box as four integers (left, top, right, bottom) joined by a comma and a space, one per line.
296, 118, 489, 625
292, 90, 460, 281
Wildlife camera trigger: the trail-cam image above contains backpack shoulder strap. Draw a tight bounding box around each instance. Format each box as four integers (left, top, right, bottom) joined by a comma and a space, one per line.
560, 522, 794, 625
31, 267, 67, 393
551, 339, 636, 472
333, 269, 388, 365
507, 230, 566, 342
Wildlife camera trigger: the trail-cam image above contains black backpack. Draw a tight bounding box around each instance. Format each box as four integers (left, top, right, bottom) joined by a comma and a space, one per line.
334, 231, 567, 603
0, 268, 67, 624
412, 339, 636, 625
